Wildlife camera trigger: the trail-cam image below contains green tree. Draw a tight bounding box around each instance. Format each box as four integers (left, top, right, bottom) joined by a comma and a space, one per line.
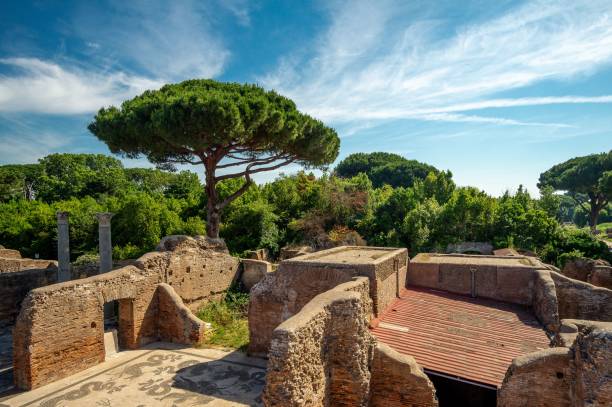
434, 187, 496, 245
335, 152, 407, 178
413, 170, 456, 204
0, 164, 42, 201
89, 79, 339, 239
221, 200, 280, 256
335, 152, 438, 188
37, 154, 128, 202
539, 151, 612, 230
537, 186, 561, 219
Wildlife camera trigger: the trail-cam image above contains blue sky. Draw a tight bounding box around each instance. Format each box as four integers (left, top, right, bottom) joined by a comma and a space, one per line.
0, 0, 611, 196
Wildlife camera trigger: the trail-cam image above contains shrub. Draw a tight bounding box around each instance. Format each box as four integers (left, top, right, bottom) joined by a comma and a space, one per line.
557, 250, 585, 268
197, 287, 250, 350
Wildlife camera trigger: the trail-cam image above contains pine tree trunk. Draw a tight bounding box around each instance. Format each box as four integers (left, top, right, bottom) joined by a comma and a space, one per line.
589, 199, 600, 232
205, 159, 221, 239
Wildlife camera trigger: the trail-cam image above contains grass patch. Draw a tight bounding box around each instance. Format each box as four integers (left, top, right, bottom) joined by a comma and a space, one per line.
197, 288, 250, 350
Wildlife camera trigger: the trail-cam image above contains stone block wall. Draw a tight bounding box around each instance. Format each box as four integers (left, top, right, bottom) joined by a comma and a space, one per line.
13, 265, 161, 389
532, 269, 560, 332
248, 264, 355, 356
0, 267, 57, 328
263, 277, 438, 407
408, 254, 542, 305
572, 322, 612, 406
157, 283, 206, 344
498, 321, 612, 407
263, 278, 373, 406
148, 235, 240, 312
498, 347, 572, 407
13, 235, 238, 390
248, 246, 407, 356
0, 258, 57, 273
0, 249, 103, 328
369, 343, 438, 407
562, 258, 612, 290
550, 271, 612, 322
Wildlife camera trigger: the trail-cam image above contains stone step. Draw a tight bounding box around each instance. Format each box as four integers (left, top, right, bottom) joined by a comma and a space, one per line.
104, 329, 119, 360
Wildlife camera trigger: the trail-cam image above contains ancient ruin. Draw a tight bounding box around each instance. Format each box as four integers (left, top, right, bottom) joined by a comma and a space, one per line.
11, 235, 239, 390
1, 240, 611, 406
248, 246, 407, 356
249, 248, 612, 406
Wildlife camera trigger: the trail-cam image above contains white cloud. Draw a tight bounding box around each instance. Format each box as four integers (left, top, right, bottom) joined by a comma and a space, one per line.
0, 58, 164, 114
262, 0, 612, 127
72, 0, 230, 80
218, 0, 252, 26
0, 1, 239, 115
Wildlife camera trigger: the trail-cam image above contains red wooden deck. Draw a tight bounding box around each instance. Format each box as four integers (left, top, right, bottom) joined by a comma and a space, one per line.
370, 287, 550, 387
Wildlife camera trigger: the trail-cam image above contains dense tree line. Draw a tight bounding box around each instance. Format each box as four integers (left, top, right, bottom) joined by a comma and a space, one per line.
0, 152, 609, 266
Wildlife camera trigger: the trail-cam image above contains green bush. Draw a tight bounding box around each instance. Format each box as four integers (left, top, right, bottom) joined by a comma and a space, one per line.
557, 250, 585, 268
196, 288, 250, 350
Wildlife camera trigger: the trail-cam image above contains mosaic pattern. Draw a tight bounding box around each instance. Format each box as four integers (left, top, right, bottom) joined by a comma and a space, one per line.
6, 349, 265, 407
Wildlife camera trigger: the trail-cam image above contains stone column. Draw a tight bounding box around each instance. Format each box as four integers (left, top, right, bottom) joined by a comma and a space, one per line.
96, 212, 114, 274
56, 211, 71, 282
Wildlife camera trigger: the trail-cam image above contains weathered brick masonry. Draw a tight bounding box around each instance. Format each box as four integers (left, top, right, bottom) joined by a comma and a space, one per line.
248, 246, 407, 356
498, 321, 612, 407
12, 235, 239, 390
263, 277, 438, 407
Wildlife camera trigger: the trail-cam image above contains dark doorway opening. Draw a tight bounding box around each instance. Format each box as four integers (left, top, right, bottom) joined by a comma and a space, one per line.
426, 371, 497, 407
104, 300, 119, 330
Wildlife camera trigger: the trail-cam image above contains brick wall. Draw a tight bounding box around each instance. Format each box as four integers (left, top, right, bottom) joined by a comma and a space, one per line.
550, 271, 612, 322
408, 254, 541, 305
13, 236, 238, 390
0, 267, 57, 328
498, 321, 612, 407
263, 277, 438, 407
248, 246, 407, 356
370, 343, 438, 407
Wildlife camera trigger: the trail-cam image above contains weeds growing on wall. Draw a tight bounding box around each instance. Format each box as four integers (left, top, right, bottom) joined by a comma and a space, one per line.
196, 286, 250, 350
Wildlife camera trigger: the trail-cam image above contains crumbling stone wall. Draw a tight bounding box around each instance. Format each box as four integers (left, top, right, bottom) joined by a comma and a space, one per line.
369, 343, 438, 407
157, 283, 206, 344
248, 246, 407, 356
263, 278, 373, 406
550, 271, 612, 322
13, 265, 160, 389
0, 248, 57, 273
409, 254, 544, 305
498, 347, 572, 407
13, 235, 237, 390
0, 249, 102, 328
0, 267, 57, 328
147, 236, 240, 312
533, 269, 560, 332
249, 264, 353, 356
562, 258, 612, 290
572, 322, 612, 406
498, 321, 612, 407
263, 277, 437, 407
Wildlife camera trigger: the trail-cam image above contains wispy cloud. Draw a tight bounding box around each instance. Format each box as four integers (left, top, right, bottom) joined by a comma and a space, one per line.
0, 58, 163, 114
71, 0, 230, 80
262, 0, 612, 127
218, 0, 252, 26
0, 0, 249, 115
